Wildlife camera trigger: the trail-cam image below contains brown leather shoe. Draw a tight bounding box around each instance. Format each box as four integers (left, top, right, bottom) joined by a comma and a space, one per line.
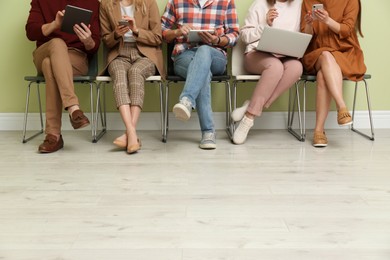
69, 109, 90, 129
38, 134, 64, 153
337, 107, 353, 126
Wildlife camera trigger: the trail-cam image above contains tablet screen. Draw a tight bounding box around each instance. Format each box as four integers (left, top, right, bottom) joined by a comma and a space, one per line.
187, 30, 214, 43
61, 5, 93, 34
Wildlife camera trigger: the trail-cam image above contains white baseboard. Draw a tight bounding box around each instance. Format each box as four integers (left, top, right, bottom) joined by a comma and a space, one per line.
1, 111, 389, 131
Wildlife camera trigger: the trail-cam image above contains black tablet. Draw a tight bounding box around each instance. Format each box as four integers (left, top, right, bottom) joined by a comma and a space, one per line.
61, 5, 93, 34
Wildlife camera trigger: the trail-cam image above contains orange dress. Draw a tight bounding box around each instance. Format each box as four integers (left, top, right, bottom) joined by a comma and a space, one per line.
301, 0, 366, 81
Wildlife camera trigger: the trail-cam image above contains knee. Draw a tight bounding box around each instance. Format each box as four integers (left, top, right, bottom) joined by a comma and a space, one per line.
197, 45, 212, 54
47, 38, 67, 50
41, 57, 53, 78
290, 60, 303, 77
318, 51, 335, 65
267, 60, 284, 76
42, 57, 51, 69
195, 45, 212, 61
128, 66, 144, 79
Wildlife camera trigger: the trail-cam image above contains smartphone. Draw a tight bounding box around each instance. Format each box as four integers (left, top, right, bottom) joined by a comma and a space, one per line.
312, 4, 323, 19
118, 20, 128, 26
312, 3, 323, 11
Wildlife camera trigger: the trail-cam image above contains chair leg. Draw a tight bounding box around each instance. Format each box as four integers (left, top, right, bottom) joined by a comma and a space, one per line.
287, 81, 305, 141
162, 81, 169, 143
88, 82, 96, 142
302, 81, 307, 141
351, 79, 375, 140
158, 81, 165, 141
22, 82, 44, 143
287, 85, 294, 128
230, 80, 238, 134
93, 81, 107, 143
225, 81, 234, 141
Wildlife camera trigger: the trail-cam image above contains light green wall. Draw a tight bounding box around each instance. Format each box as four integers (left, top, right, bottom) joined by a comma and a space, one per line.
1, 0, 389, 113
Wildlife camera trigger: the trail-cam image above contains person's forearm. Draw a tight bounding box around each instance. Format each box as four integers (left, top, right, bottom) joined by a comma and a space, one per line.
84, 39, 95, 51
305, 24, 313, 35
212, 35, 229, 48
164, 29, 180, 42
326, 17, 341, 34
42, 21, 59, 36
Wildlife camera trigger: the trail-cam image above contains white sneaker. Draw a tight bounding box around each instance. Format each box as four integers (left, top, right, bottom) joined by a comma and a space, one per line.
199, 132, 216, 149
231, 100, 250, 122
233, 115, 254, 145
173, 97, 192, 121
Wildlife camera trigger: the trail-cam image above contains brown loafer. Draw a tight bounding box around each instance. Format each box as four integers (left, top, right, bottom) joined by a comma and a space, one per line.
337, 107, 352, 126
38, 134, 64, 153
313, 131, 327, 148
69, 109, 90, 129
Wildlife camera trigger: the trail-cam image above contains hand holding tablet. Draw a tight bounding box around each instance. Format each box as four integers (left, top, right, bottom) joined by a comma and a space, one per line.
188, 29, 215, 43
61, 5, 93, 34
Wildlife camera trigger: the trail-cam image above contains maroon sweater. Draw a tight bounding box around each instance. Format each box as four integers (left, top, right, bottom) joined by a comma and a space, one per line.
26, 0, 100, 56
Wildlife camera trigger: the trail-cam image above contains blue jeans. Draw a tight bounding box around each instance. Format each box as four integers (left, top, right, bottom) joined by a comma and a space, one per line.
174, 45, 227, 133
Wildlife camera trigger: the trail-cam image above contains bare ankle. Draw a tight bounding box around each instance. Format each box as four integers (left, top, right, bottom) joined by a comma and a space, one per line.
245, 112, 255, 120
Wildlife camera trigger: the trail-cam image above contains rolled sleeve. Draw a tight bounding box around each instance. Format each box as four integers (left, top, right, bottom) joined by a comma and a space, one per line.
338, 0, 359, 39
223, 0, 239, 47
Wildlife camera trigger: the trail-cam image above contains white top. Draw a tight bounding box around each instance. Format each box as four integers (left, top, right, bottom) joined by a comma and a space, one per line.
198, 0, 208, 8
240, 0, 302, 53
120, 4, 136, 42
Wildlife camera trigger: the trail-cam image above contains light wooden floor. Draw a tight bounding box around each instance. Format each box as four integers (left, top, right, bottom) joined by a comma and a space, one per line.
1, 129, 390, 260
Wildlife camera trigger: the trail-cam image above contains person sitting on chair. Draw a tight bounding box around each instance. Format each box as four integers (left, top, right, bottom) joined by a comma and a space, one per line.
99, 0, 165, 154
231, 0, 303, 145
161, 0, 239, 149
25, 0, 100, 153
301, 0, 366, 147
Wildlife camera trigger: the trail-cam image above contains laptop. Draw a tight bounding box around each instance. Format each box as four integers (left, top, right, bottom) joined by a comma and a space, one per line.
256, 26, 312, 58
61, 5, 93, 34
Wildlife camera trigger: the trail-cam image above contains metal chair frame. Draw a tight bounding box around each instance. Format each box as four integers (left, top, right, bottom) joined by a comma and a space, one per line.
288, 74, 375, 141
231, 39, 303, 141
22, 54, 105, 143
95, 75, 165, 141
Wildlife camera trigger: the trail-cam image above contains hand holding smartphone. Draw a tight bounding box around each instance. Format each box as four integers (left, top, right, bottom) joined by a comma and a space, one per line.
118, 19, 128, 26
312, 4, 323, 20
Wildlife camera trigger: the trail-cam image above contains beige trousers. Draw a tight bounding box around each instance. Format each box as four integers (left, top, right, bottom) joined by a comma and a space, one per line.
108, 42, 155, 109
33, 38, 88, 135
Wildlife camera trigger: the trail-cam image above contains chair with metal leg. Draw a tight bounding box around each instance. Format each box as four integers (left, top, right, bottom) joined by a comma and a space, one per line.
232, 38, 304, 141
95, 74, 165, 142
22, 54, 104, 143
288, 74, 374, 141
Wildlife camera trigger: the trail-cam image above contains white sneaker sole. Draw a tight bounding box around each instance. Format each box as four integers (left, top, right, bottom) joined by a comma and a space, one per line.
173, 104, 190, 121
199, 143, 217, 149
339, 121, 353, 127
313, 143, 327, 147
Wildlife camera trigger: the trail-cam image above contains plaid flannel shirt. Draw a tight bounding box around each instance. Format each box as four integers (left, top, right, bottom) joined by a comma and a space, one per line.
161, 0, 239, 59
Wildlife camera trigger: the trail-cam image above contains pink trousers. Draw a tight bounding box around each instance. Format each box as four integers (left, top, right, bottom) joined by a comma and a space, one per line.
244, 51, 303, 116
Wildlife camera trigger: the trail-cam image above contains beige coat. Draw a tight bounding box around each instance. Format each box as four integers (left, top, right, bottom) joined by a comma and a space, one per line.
99, 0, 165, 78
